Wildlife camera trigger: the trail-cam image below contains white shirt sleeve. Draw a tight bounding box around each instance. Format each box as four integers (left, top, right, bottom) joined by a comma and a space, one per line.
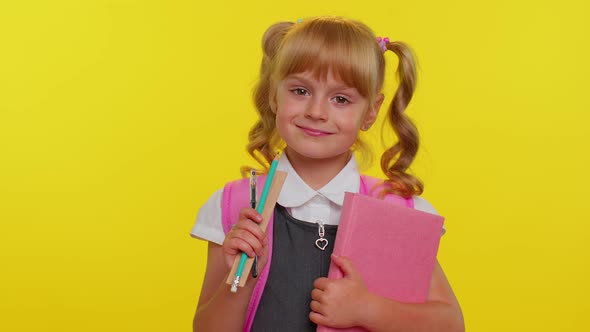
413, 196, 446, 235
190, 188, 226, 245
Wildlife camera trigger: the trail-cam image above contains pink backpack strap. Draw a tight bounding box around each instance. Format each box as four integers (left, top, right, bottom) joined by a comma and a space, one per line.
221, 175, 273, 332
360, 175, 414, 208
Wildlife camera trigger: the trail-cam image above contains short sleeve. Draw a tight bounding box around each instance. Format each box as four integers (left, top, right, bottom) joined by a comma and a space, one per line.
190, 188, 226, 245
412, 196, 446, 236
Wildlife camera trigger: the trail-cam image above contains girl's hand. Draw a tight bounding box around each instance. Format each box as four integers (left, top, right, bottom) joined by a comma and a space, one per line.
309, 254, 372, 328
221, 207, 269, 274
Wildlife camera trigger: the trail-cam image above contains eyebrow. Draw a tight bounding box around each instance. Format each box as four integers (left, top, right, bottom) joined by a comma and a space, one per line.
284, 74, 358, 92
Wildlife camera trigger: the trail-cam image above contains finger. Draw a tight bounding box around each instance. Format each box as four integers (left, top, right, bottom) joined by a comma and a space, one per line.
313, 277, 329, 290
223, 237, 252, 257
230, 225, 263, 245
331, 254, 359, 279
228, 221, 266, 248
310, 288, 324, 301
239, 233, 265, 257
239, 207, 263, 224
309, 311, 328, 326
229, 218, 267, 249
310, 300, 324, 315
236, 217, 266, 241
223, 236, 259, 257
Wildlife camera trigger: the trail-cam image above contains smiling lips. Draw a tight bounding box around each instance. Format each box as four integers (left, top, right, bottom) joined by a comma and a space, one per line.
296, 125, 333, 137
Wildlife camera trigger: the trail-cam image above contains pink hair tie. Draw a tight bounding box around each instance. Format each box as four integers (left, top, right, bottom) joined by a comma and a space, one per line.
377, 36, 390, 52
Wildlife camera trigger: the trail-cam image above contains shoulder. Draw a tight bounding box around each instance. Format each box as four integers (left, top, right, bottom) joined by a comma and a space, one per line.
191, 188, 225, 245
412, 196, 446, 235
191, 176, 259, 244
200, 188, 224, 214
412, 196, 439, 215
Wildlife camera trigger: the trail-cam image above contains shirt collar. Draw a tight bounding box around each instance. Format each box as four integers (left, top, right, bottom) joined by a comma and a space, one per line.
276, 153, 360, 207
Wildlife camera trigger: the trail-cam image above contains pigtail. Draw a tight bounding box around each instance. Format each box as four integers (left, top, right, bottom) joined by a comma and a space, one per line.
241, 22, 294, 177
379, 41, 424, 198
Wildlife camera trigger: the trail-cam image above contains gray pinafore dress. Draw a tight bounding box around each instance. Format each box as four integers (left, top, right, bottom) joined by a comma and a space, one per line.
251, 205, 338, 331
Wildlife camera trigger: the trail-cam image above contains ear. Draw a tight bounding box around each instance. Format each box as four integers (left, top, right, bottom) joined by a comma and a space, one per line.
269, 87, 278, 114
361, 93, 384, 131
270, 98, 277, 114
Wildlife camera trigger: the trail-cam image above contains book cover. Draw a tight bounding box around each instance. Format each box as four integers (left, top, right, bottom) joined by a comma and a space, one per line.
317, 192, 445, 332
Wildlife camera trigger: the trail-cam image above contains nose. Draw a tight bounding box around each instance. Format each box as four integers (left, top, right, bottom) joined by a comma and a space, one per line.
304, 97, 328, 121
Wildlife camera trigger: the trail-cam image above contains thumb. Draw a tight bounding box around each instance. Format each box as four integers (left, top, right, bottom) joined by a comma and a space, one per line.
331, 254, 359, 279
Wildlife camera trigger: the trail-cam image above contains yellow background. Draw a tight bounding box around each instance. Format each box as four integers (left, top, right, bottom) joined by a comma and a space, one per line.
1, 0, 589, 331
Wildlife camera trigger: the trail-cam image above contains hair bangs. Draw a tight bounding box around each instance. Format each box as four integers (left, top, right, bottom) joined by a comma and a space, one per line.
273, 18, 383, 99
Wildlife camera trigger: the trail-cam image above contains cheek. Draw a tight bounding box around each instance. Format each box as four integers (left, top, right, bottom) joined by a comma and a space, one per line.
274, 110, 291, 138
339, 115, 364, 143
275, 108, 288, 125
341, 113, 364, 132
275, 99, 300, 125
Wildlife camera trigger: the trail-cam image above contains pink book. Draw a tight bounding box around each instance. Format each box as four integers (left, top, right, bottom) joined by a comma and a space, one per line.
317, 192, 445, 332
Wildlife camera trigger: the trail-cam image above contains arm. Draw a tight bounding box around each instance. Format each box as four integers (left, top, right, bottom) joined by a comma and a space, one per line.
361, 260, 464, 332
192, 242, 256, 332
310, 256, 464, 332
193, 208, 269, 332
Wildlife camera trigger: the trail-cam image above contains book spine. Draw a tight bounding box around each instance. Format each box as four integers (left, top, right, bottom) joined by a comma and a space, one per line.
327, 192, 357, 280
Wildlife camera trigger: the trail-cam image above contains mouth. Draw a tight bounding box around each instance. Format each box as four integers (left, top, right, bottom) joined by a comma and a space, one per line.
296, 125, 333, 137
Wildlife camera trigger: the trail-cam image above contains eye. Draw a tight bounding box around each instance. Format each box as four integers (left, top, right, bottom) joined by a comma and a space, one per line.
333, 96, 350, 104
291, 88, 309, 96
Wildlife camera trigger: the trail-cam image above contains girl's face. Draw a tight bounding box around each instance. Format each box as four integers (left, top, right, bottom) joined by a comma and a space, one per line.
273, 70, 381, 163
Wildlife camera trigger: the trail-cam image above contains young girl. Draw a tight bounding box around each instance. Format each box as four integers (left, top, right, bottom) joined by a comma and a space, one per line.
191, 16, 464, 332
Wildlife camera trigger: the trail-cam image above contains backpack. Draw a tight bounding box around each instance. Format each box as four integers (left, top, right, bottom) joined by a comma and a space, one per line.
221, 174, 413, 332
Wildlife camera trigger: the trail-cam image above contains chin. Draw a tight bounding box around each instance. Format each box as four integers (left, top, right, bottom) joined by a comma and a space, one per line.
287, 144, 350, 161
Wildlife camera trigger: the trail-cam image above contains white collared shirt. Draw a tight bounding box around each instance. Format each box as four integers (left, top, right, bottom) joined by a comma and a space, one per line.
275, 152, 360, 226
191, 154, 440, 245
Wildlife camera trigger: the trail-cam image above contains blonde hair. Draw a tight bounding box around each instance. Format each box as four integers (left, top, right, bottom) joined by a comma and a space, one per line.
244, 16, 423, 198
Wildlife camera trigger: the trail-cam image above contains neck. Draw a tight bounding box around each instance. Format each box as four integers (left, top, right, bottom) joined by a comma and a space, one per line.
284, 147, 352, 191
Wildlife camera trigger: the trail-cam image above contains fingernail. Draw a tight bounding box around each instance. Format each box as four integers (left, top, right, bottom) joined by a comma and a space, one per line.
263, 238, 268, 245
257, 215, 263, 222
